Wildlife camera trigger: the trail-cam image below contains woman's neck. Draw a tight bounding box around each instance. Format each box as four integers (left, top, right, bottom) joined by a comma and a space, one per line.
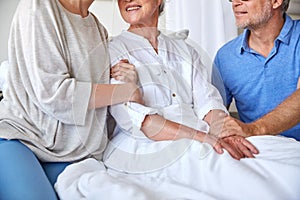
59, 0, 93, 17
129, 27, 160, 51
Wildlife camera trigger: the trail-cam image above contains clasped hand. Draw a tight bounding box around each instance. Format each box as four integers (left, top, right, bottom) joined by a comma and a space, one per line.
110, 59, 143, 104
209, 113, 259, 159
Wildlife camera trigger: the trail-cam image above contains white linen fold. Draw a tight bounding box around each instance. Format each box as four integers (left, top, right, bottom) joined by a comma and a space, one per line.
55, 136, 300, 200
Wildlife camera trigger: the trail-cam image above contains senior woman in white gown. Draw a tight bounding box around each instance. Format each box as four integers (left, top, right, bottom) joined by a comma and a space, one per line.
106, 0, 258, 163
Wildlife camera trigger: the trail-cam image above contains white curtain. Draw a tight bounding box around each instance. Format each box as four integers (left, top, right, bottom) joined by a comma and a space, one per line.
164, 0, 237, 66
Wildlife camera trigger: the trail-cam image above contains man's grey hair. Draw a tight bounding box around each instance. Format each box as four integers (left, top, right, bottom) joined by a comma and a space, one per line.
282, 0, 290, 12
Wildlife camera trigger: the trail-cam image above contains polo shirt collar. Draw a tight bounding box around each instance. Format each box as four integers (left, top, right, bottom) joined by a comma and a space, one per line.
240, 29, 250, 53
239, 14, 294, 54
277, 14, 293, 45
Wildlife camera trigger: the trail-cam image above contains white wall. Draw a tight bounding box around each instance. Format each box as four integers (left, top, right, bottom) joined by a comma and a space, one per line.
288, 0, 300, 19
0, 0, 19, 63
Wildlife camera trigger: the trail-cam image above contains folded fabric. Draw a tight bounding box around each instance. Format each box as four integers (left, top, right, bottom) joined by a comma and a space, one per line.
0, 60, 8, 91
56, 135, 300, 200
167, 29, 189, 40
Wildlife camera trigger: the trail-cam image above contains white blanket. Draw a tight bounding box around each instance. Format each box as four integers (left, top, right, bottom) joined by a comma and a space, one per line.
55, 136, 300, 200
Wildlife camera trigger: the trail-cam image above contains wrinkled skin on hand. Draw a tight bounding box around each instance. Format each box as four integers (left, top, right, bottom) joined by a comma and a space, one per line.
203, 134, 259, 160
111, 59, 139, 84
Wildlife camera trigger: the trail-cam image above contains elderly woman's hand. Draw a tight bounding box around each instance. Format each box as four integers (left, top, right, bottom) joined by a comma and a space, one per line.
221, 135, 259, 158
111, 59, 139, 84
203, 134, 259, 160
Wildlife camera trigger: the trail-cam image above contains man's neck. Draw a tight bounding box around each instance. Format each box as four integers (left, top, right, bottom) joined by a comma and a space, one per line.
248, 14, 285, 58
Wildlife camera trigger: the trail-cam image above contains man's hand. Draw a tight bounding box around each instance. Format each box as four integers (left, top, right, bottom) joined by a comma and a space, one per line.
217, 116, 260, 138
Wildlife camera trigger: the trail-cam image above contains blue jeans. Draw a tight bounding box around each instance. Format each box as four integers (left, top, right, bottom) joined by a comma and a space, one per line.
0, 139, 70, 200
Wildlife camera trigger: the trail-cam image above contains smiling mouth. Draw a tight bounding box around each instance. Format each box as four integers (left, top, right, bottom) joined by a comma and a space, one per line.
235, 11, 247, 15
126, 6, 141, 12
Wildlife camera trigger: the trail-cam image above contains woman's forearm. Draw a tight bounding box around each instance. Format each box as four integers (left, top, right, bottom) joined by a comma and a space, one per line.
140, 114, 206, 142
88, 83, 142, 109
140, 114, 256, 160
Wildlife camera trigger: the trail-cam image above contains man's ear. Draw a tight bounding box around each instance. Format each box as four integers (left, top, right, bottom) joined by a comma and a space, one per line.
272, 0, 283, 10
158, 0, 163, 8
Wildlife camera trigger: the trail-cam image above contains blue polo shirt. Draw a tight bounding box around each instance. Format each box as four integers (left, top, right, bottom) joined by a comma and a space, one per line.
212, 14, 300, 141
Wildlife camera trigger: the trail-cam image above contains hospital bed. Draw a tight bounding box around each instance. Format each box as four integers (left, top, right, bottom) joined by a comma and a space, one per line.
55, 133, 300, 200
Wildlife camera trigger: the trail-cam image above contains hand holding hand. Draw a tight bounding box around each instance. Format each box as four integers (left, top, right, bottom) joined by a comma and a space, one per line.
217, 116, 259, 138
202, 134, 258, 160
111, 59, 139, 84
222, 135, 259, 158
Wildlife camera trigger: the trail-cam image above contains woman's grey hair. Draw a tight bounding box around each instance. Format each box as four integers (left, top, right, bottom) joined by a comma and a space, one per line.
282, 0, 290, 12
159, 0, 165, 15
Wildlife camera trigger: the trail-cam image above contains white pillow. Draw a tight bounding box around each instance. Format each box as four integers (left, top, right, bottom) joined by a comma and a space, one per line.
0, 60, 8, 91
167, 29, 189, 40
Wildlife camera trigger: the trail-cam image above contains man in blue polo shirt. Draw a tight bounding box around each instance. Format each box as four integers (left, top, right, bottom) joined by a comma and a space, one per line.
212, 0, 300, 141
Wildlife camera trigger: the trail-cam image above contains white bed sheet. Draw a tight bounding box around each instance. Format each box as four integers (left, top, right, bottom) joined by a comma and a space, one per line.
55, 135, 300, 200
